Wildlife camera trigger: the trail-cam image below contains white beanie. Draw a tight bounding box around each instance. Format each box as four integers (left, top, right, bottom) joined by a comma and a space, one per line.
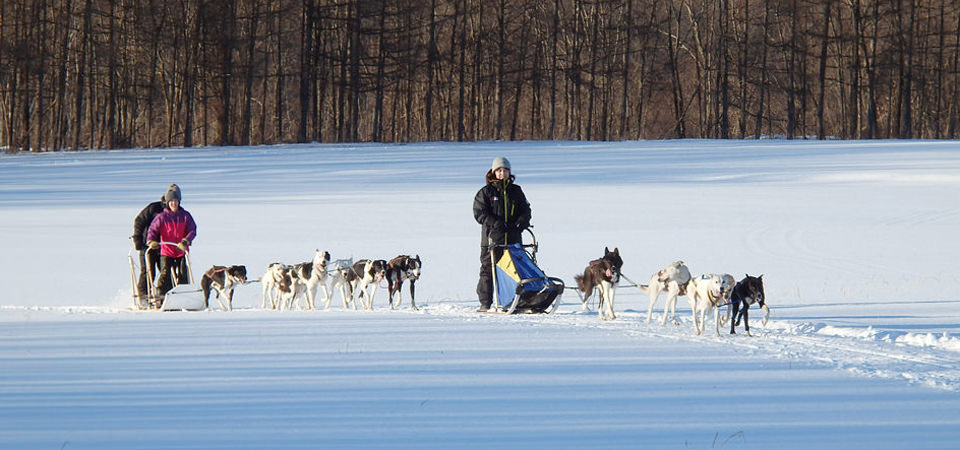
491, 156, 511, 171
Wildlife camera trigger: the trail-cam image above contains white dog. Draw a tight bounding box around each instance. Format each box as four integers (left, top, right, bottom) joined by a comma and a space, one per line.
261, 263, 288, 309
686, 273, 735, 336
640, 261, 692, 326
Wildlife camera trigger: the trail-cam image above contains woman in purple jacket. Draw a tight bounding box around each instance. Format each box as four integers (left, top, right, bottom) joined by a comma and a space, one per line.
146, 186, 197, 301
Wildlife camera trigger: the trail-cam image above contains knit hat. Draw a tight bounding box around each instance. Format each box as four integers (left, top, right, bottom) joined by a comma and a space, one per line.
163, 184, 181, 203
491, 156, 511, 171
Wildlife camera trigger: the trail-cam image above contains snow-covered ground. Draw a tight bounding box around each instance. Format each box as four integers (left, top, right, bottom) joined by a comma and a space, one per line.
1, 140, 959, 449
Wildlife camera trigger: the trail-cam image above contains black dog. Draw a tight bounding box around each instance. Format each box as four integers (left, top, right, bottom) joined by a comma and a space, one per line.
201, 265, 248, 311
727, 274, 768, 336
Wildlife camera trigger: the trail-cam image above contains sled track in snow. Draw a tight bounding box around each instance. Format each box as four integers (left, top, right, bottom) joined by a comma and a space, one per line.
435, 304, 960, 392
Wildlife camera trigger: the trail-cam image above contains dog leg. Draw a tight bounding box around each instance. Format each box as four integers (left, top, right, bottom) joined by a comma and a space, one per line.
388, 282, 399, 310
688, 294, 701, 335
306, 282, 317, 310
389, 279, 401, 309
368, 284, 378, 310
728, 301, 739, 334
605, 282, 616, 320
216, 290, 229, 311
409, 280, 418, 311
321, 283, 332, 310
339, 283, 350, 309
743, 306, 751, 337
713, 305, 721, 337
644, 283, 660, 324
261, 283, 270, 309
663, 289, 678, 327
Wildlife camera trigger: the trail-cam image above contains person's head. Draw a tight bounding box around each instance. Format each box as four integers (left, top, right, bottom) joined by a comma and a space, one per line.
164, 184, 182, 211
491, 157, 511, 181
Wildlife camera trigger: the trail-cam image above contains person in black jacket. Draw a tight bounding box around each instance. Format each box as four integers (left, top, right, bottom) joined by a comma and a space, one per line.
132, 184, 180, 303
473, 157, 531, 311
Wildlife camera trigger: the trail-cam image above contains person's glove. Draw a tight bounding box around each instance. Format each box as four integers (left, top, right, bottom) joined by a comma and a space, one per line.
147, 240, 160, 250
177, 239, 190, 252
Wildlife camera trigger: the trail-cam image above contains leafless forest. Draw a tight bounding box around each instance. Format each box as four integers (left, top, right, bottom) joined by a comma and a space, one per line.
1, 0, 959, 151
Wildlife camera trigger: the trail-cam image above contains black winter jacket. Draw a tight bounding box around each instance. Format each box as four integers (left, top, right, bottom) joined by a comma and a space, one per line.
473, 171, 532, 246
132, 200, 165, 250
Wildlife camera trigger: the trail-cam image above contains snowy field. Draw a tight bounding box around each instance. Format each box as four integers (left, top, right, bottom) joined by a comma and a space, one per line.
1, 140, 959, 449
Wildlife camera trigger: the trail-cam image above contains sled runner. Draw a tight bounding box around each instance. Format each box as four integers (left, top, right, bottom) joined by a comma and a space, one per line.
154, 242, 206, 311
489, 230, 565, 314
129, 242, 206, 311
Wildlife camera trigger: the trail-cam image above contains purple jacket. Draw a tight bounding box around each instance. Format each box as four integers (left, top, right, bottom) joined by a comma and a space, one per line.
146, 207, 197, 258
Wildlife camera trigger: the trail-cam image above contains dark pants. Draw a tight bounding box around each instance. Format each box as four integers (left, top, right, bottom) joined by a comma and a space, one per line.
137, 248, 161, 298
477, 246, 504, 309
156, 255, 189, 298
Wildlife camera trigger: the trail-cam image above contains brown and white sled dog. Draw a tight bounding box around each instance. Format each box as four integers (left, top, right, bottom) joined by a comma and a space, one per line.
201, 265, 248, 311
289, 250, 331, 310
686, 273, 735, 336
574, 247, 623, 321
261, 263, 295, 310
347, 259, 388, 310
386, 255, 421, 311
640, 261, 692, 326
327, 258, 356, 309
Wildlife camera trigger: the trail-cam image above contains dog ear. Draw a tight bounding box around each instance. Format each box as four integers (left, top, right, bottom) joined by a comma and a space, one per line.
614, 247, 619, 255
604, 246, 610, 253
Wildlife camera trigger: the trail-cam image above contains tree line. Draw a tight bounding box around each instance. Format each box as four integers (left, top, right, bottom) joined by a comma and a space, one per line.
2, 0, 959, 152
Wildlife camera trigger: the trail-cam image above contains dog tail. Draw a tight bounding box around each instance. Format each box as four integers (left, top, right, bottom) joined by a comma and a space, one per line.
637, 284, 649, 293
574, 274, 595, 301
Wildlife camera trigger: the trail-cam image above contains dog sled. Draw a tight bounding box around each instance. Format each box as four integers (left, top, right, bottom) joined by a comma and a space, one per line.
488, 230, 565, 314
128, 241, 206, 311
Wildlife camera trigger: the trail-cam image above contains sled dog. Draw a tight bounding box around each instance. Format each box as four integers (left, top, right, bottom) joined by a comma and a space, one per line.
723, 274, 769, 336
289, 250, 331, 310
201, 265, 248, 311
327, 258, 356, 309
347, 259, 387, 310
261, 263, 294, 310
640, 261, 692, 326
386, 255, 422, 311
685, 273, 734, 336
574, 247, 623, 321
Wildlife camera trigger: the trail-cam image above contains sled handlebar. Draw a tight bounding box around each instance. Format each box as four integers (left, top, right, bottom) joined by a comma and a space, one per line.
158, 241, 190, 253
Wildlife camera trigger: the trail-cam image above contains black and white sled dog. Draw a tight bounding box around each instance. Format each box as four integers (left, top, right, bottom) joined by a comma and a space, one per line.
346, 259, 388, 310
574, 247, 623, 321
201, 265, 248, 311
721, 274, 769, 336
261, 262, 297, 310
686, 273, 735, 336
386, 255, 421, 311
640, 261, 692, 326
327, 258, 356, 309
289, 250, 331, 310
